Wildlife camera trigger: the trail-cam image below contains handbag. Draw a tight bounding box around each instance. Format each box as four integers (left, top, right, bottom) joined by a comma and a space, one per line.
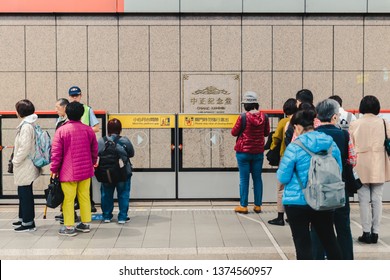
343, 164, 363, 195
383, 119, 390, 156
266, 144, 281, 166
341, 130, 362, 195
7, 149, 14, 174
264, 131, 275, 150
265, 131, 281, 166
44, 177, 64, 209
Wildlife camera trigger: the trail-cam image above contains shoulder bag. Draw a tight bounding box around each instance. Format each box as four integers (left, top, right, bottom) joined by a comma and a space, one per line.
383, 119, 390, 156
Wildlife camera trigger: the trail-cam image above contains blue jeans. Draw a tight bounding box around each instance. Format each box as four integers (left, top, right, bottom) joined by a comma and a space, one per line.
236, 152, 264, 207
101, 176, 131, 221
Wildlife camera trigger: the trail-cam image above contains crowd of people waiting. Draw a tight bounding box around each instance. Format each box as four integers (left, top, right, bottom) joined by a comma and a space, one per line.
232, 89, 390, 260
7, 85, 390, 260
10, 86, 134, 237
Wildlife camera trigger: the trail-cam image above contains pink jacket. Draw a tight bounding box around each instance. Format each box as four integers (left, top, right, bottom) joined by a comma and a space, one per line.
50, 120, 98, 182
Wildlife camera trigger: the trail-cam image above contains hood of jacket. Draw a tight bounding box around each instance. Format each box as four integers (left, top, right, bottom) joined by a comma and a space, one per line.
246, 111, 264, 127
17, 114, 38, 129
295, 130, 334, 154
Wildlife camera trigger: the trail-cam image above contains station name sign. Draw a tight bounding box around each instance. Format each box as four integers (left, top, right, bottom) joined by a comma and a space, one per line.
182, 73, 240, 114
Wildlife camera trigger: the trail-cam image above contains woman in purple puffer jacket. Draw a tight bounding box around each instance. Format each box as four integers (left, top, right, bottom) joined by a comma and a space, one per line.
231, 91, 270, 214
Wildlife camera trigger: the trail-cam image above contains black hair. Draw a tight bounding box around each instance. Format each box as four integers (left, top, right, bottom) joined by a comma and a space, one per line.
244, 103, 259, 111
66, 101, 85, 121
328, 95, 342, 107
283, 98, 298, 116
359, 95, 380, 115
298, 102, 316, 112
15, 99, 35, 118
290, 108, 316, 129
107, 118, 122, 135
296, 89, 314, 104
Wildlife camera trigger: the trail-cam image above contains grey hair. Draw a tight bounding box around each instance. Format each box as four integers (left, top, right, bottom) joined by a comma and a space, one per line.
57, 98, 69, 107
316, 99, 340, 122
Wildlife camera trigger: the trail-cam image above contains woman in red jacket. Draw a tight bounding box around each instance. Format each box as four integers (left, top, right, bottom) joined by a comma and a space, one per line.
231, 91, 270, 214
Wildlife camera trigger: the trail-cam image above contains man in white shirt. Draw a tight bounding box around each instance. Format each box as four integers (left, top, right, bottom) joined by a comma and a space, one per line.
329, 95, 356, 130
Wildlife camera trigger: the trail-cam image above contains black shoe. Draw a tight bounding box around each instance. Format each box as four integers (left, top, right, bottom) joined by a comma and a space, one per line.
74, 202, 79, 210
12, 221, 22, 227
371, 233, 379, 244
14, 222, 36, 232
55, 213, 63, 221
268, 217, 285, 226
75, 222, 91, 233
59, 213, 80, 224
358, 232, 371, 244
91, 206, 97, 213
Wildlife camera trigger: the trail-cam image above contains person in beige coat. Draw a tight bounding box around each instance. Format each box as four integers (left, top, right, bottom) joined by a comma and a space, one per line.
349, 95, 390, 244
12, 99, 41, 232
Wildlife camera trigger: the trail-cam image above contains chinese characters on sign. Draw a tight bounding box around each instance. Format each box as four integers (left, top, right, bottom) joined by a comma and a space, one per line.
183, 74, 240, 113
108, 114, 175, 129
179, 114, 239, 128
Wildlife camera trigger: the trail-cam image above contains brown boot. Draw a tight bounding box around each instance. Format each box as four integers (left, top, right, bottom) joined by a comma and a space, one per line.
253, 205, 262, 213
234, 206, 248, 214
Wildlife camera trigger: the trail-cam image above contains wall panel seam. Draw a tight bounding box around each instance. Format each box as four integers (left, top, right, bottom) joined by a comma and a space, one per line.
24, 25, 27, 99
55, 16, 58, 100
117, 15, 120, 113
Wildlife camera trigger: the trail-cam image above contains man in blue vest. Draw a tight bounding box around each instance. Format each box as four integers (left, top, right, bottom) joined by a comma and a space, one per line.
68, 86, 100, 212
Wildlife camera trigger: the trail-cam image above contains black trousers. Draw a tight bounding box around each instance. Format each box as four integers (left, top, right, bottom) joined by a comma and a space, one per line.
18, 183, 35, 225
311, 192, 354, 260
285, 205, 342, 260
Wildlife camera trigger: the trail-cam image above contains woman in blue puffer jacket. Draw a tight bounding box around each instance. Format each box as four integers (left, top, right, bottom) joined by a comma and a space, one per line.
277, 108, 342, 260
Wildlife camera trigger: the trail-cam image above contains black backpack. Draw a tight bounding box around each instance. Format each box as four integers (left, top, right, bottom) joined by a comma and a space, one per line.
236, 112, 246, 142
95, 136, 127, 184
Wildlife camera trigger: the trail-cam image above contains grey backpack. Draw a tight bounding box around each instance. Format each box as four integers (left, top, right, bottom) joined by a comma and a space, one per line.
294, 139, 346, 211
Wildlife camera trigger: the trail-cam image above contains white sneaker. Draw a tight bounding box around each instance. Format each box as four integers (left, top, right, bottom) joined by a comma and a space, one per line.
104, 219, 111, 223
118, 217, 130, 224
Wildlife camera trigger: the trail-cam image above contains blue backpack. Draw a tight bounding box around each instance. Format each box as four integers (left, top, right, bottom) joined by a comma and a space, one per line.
29, 123, 52, 168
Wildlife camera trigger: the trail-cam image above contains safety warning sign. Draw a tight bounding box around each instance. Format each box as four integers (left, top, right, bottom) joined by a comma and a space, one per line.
178, 114, 239, 128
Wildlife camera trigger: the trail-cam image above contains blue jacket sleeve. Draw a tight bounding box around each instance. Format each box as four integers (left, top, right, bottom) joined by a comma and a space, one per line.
277, 144, 297, 185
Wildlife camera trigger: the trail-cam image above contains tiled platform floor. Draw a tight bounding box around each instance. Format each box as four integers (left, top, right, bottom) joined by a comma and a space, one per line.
0, 201, 389, 260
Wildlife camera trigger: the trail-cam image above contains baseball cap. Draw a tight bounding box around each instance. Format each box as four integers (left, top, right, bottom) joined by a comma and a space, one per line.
241, 91, 259, 104
68, 86, 81, 96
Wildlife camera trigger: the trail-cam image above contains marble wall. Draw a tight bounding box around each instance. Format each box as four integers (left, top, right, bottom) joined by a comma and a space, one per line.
1, 14, 390, 194
2, 14, 389, 112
